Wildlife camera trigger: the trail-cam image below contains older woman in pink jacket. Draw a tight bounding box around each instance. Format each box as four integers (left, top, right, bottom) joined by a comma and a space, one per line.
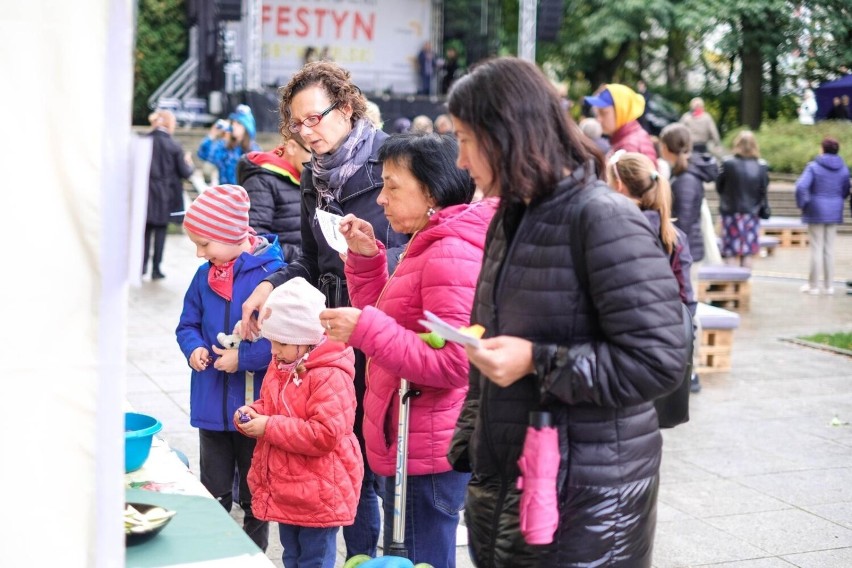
322, 132, 496, 568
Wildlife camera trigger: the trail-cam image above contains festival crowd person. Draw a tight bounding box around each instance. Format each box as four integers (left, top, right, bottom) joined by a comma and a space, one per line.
679, 97, 721, 155
584, 83, 658, 163
239, 60, 409, 561
198, 104, 260, 185
237, 133, 312, 263
175, 184, 286, 552
447, 56, 687, 567
320, 132, 496, 567
142, 108, 194, 280
715, 130, 769, 269
795, 136, 850, 294
659, 123, 718, 270
235, 277, 363, 568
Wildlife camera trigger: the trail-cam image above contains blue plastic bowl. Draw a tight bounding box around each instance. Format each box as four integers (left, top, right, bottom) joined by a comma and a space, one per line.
125, 412, 163, 473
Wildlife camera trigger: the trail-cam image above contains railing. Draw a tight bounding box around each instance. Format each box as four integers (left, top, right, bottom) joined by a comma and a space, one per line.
147, 57, 199, 110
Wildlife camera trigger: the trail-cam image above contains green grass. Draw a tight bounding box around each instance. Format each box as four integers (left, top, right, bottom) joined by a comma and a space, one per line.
798, 332, 852, 351
722, 120, 852, 174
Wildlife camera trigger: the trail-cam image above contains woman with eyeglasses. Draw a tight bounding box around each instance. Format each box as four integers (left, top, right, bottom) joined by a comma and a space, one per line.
237, 132, 313, 263
239, 60, 408, 562
447, 57, 686, 567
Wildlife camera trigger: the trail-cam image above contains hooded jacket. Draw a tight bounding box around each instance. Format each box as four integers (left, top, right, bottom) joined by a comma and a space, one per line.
795, 153, 850, 224
246, 339, 363, 527
448, 171, 685, 567
345, 198, 498, 477
237, 149, 303, 262
175, 236, 286, 431
673, 153, 718, 262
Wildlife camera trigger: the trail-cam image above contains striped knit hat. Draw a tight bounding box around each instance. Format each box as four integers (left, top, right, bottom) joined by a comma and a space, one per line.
183, 184, 251, 244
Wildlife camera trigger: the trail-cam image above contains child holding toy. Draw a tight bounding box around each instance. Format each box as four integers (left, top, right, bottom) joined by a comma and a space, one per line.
234, 277, 363, 568
175, 184, 285, 551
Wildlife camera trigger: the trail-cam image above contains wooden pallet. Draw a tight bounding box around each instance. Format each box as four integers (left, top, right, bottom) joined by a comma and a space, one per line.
697, 279, 751, 310
696, 328, 734, 374
761, 227, 809, 247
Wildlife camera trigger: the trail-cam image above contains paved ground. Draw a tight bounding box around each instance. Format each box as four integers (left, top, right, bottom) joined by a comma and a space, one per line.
127, 230, 852, 567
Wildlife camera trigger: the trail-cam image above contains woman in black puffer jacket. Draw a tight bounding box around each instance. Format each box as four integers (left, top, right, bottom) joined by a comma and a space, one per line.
447, 57, 687, 567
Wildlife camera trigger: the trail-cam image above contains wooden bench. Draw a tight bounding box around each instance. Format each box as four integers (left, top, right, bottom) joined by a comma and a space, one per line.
761, 216, 808, 247
695, 302, 740, 374
759, 235, 780, 257
697, 265, 752, 310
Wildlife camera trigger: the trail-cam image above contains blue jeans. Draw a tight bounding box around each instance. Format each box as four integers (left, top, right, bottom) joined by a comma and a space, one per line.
382, 469, 470, 568
278, 524, 338, 568
343, 461, 382, 558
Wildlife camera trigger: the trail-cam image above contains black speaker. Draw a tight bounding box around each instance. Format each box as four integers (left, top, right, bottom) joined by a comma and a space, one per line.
215, 0, 242, 21
537, 0, 564, 42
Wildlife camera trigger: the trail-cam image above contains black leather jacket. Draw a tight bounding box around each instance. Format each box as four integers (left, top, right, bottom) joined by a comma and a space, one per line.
716, 155, 769, 216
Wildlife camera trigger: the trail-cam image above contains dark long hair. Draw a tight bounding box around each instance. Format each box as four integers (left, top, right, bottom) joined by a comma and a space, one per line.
378, 133, 475, 207
447, 57, 603, 205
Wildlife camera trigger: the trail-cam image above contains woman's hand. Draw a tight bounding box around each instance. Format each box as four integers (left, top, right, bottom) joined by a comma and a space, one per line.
241, 281, 275, 341
465, 336, 535, 387
338, 214, 379, 257
319, 307, 362, 344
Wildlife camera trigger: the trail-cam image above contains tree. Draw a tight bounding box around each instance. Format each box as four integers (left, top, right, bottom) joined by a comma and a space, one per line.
133, 0, 188, 124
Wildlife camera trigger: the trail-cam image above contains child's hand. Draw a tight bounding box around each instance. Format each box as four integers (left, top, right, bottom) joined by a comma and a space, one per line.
233, 405, 254, 429
236, 409, 268, 438
211, 345, 238, 373
190, 347, 211, 372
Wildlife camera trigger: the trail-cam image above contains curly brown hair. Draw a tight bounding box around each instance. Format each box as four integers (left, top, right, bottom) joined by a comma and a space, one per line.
277, 61, 367, 139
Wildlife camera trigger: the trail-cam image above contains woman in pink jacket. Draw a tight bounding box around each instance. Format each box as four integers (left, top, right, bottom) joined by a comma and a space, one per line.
321, 132, 497, 568
235, 277, 363, 568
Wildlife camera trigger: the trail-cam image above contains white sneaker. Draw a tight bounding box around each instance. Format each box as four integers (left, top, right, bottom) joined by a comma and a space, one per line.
800, 284, 820, 295
824, 287, 835, 295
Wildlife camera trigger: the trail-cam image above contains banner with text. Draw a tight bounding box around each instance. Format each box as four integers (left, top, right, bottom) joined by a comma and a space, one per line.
262, 0, 432, 94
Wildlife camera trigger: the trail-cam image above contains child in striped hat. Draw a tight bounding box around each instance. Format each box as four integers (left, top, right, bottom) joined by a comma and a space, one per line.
175, 183, 286, 552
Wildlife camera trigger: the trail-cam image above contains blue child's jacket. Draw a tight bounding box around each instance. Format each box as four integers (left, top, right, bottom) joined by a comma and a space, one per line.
176, 235, 285, 431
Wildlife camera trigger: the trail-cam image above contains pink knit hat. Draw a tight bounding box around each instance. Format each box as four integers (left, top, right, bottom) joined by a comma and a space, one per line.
183, 184, 251, 244
260, 277, 327, 345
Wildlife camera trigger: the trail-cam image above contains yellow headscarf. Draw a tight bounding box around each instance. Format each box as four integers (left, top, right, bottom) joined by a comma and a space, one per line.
606, 84, 646, 131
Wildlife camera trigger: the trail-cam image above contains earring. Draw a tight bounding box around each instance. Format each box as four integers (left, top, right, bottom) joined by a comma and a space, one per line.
427, 207, 435, 217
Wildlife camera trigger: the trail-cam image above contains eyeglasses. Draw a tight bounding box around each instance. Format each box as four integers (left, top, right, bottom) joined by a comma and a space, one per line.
288, 102, 337, 133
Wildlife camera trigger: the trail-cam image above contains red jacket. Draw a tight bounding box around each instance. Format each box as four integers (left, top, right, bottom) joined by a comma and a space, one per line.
246, 339, 363, 527
609, 120, 658, 164
345, 198, 498, 476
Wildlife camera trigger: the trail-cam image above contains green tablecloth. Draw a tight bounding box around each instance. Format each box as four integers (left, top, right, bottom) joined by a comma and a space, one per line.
125, 487, 265, 567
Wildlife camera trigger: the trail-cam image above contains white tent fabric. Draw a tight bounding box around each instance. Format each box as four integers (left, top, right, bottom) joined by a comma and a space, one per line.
0, 1, 132, 566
